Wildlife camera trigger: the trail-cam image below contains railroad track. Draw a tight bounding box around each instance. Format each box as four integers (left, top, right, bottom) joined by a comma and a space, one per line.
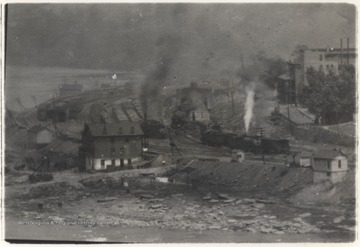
148, 144, 230, 156
174, 135, 230, 153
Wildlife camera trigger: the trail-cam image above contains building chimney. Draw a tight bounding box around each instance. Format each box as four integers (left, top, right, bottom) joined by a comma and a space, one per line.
340, 38, 343, 65
347, 37, 350, 65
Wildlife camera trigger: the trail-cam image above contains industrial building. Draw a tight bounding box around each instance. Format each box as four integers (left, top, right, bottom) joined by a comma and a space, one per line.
79, 121, 145, 172
176, 82, 213, 123
37, 100, 82, 122
278, 38, 356, 105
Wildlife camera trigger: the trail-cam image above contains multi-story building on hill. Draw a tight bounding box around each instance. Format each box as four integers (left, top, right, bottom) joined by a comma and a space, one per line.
278, 38, 356, 105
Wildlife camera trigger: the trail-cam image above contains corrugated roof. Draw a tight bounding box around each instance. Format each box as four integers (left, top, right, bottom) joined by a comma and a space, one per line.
87, 121, 143, 137
314, 149, 347, 159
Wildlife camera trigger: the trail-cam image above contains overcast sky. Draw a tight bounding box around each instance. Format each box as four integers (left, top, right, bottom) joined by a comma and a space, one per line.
6, 3, 356, 82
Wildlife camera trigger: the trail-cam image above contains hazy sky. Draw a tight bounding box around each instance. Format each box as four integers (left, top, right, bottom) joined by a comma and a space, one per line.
6, 3, 356, 82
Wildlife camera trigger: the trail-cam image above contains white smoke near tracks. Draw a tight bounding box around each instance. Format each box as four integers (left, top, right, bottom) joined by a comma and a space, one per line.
244, 83, 255, 133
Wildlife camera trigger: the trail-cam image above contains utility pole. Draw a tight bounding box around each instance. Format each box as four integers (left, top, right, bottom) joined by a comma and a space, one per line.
167, 128, 181, 156
286, 82, 293, 136
230, 80, 235, 116
257, 127, 265, 165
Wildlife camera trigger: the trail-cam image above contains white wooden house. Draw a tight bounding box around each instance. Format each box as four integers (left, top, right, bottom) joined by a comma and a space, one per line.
313, 149, 348, 184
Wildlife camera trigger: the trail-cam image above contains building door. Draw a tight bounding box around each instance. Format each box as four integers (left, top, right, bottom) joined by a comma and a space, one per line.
111, 159, 115, 166
128, 159, 132, 165
120, 159, 124, 167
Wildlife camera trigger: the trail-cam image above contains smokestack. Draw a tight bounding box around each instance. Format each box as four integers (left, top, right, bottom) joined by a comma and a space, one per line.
340, 38, 343, 65
347, 37, 350, 65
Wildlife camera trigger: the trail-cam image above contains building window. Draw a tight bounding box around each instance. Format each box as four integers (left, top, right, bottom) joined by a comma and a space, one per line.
130, 127, 135, 134
327, 172, 331, 177
326, 64, 329, 70
319, 55, 323, 61
319, 65, 323, 71
338, 160, 341, 168
118, 127, 123, 134
327, 160, 330, 169
111, 137, 115, 144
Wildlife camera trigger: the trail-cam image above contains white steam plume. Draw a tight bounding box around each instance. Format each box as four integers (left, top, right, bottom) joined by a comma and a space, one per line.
244, 84, 255, 133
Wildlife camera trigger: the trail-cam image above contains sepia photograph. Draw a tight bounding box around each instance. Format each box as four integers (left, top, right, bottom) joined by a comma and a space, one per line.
2, 1, 358, 244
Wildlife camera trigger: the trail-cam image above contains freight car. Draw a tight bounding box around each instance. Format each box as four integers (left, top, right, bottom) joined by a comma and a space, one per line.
201, 130, 289, 154
200, 130, 236, 147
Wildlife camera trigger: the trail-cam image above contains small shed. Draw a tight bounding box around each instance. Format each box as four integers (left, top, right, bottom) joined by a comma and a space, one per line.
313, 149, 348, 184
231, 150, 245, 163
287, 151, 312, 167
189, 105, 210, 123
27, 125, 54, 148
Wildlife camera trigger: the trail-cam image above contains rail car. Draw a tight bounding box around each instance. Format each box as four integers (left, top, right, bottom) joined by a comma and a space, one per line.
201, 130, 290, 154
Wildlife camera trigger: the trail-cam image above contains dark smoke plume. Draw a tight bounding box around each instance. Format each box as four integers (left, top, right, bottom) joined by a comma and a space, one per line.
140, 5, 186, 122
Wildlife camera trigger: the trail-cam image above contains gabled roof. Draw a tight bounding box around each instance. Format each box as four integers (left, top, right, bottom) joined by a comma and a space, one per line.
192, 104, 209, 112
289, 150, 312, 157
87, 121, 143, 137
314, 149, 347, 159
28, 125, 50, 133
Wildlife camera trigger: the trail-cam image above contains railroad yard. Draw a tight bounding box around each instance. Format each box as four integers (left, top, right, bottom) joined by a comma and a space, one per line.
3, 66, 356, 243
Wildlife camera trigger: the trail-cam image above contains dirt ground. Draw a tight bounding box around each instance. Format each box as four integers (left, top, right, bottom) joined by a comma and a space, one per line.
4, 161, 356, 243
4, 66, 356, 243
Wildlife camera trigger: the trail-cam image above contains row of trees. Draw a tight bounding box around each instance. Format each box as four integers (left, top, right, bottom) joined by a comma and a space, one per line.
300, 65, 356, 124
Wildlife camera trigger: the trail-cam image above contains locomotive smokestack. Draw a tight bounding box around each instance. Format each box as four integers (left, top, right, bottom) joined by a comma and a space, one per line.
244, 83, 255, 133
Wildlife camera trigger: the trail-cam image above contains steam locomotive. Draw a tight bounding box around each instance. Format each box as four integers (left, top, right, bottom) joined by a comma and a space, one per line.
200, 130, 290, 154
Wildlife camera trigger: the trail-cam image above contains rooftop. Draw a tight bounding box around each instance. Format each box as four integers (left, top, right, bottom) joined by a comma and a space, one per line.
86, 121, 143, 137
28, 125, 50, 133
314, 149, 347, 159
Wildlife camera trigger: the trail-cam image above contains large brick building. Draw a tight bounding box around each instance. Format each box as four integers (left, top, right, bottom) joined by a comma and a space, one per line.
279, 39, 356, 105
